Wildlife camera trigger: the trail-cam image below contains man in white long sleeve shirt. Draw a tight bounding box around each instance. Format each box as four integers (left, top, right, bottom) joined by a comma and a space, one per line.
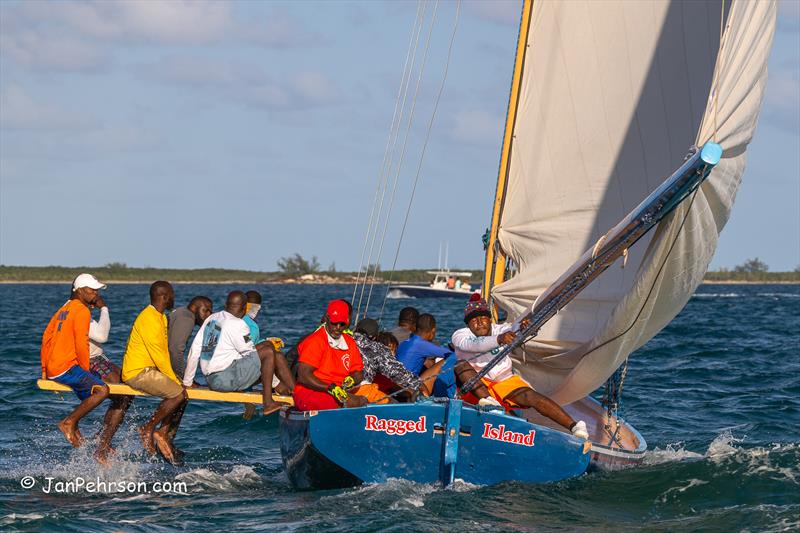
72, 275, 132, 462
452, 294, 589, 440
88, 294, 116, 380
183, 291, 287, 415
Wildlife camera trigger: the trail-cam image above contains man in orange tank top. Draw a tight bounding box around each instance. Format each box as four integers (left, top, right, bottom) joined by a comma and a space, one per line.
293, 300, 369, 411
41, 274, 111, 450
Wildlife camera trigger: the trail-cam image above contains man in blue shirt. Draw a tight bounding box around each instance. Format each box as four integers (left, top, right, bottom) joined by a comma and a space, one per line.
396, 314, 456, 397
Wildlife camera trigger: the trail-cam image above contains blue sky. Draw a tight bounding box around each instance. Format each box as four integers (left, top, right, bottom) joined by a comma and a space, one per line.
1, 0, 798, 272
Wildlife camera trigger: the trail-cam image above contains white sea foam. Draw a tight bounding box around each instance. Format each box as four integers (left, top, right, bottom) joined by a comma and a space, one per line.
643, 442, 704, 465
318, 478, 438, 511
657, 478, 709, 503
0, 513, 45, 525
692, 292, 799, 299
707, 436, 800, 484
175, 465, 262, 492
643, 432, 799, 485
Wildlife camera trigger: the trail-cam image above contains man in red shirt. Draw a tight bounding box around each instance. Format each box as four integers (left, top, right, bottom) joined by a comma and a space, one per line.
293, 300, 369, 410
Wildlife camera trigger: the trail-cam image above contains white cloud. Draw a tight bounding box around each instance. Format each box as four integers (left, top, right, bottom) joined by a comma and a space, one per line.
0, 85, 95, 130
136, 54, 339, 110
0, 1, 321, 74
13, 0, 233, 45
449, 109, 503, 145
0, 31, 109, 72
138, 55, 254, 87
291, 71, 340, 106
243, 71, 340, 110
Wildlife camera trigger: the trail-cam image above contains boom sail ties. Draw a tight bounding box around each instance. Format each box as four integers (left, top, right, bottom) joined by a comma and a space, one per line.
460, 142, 723, 397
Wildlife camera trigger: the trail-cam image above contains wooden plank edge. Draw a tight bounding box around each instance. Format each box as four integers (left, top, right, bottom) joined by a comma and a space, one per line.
37, 379, 293, 406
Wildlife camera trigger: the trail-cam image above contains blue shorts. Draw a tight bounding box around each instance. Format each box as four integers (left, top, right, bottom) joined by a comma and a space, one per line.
52, 365, 105, 401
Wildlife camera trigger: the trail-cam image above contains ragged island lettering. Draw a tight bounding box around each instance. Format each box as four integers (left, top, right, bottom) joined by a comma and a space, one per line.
364, 415, 427, 436
481, 423, 535, 446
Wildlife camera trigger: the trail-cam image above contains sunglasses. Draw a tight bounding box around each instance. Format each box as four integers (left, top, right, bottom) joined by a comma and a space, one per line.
329, 321, 348, 328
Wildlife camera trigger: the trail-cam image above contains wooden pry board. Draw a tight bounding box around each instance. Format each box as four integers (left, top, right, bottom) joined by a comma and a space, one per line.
37, 379, 293, 406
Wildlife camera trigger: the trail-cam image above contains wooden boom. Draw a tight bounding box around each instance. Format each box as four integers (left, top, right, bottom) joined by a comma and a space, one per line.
37, 379, 293, 406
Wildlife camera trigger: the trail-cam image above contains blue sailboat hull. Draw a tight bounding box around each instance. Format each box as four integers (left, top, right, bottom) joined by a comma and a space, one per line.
279, 400, 591, 489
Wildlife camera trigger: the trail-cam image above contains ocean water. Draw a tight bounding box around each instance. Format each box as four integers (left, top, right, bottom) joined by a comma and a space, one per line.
0, 283, 797, 532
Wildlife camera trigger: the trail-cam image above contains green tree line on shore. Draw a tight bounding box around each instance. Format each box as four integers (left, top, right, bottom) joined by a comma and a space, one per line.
1, 256, 798, 283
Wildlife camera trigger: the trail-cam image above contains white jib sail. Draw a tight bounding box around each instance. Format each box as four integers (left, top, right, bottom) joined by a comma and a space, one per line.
491, 0, 777, 405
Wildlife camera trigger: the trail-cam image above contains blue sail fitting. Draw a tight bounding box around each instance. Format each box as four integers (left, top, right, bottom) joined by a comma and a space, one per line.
700, 142, 723, 166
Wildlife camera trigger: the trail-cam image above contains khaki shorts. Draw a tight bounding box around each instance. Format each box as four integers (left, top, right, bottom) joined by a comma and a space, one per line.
125, 367, 184, 399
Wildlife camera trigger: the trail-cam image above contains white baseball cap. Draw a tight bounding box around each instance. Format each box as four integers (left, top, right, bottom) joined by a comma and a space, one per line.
73, 273, 107, 290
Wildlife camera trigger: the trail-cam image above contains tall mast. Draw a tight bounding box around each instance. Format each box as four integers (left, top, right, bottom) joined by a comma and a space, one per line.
482, 0, 534, 314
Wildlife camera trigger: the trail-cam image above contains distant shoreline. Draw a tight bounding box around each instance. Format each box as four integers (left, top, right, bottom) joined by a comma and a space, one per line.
2, 265, 798, 285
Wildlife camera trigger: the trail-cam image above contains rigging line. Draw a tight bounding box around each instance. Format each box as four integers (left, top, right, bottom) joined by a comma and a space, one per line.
355, 1, 428, 321
356, 0, 428, 320
378, 0, 462, 321
364, 0, 440, 321
352, 0, 425, 319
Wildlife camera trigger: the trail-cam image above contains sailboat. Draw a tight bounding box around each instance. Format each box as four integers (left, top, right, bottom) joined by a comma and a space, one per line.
279, 0, 776, 489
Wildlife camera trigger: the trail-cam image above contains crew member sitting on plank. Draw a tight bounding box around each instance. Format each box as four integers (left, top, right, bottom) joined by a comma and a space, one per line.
243, 290, 294, 395
80, 278, 132, 462
293, 300, 369, 411
41, 273, 111, 455
396, 313, 457, 398
168, 295, 213, 378
452, 294, 589, 440
166, 294, 212, 453
122, 281, 188, 464
183, 291, 289, 415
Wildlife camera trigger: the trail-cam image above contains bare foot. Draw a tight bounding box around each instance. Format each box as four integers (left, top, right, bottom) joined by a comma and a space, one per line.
262, 401, 284, 416
58, 419, 84, 447
139, 426, 155, 455
153, 431, 180, 465
95, 445, 116, 465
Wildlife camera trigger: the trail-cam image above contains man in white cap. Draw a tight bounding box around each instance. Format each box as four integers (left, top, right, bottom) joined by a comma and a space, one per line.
41, 273, 120, 460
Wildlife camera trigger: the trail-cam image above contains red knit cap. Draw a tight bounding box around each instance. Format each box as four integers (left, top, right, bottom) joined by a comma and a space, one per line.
464, 293, 491, 323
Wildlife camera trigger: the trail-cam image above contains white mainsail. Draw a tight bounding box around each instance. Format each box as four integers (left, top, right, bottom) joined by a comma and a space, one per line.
490, 0, 777, 404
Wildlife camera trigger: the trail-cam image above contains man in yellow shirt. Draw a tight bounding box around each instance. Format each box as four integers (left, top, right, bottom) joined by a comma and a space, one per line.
122, 281, 187, 464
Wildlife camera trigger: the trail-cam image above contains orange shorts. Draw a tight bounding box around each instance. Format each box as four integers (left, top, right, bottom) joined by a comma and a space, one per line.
481, 374, 533, 408
353, 383, 390, 404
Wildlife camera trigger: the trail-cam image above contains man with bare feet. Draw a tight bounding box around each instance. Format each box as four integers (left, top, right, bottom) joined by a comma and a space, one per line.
164, 295, 213, 457
183, 291, 290, 416
41, 273, 111, 450
80, 282, 132, 463
122, 281, 187, 464
452, 294, 589, 440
